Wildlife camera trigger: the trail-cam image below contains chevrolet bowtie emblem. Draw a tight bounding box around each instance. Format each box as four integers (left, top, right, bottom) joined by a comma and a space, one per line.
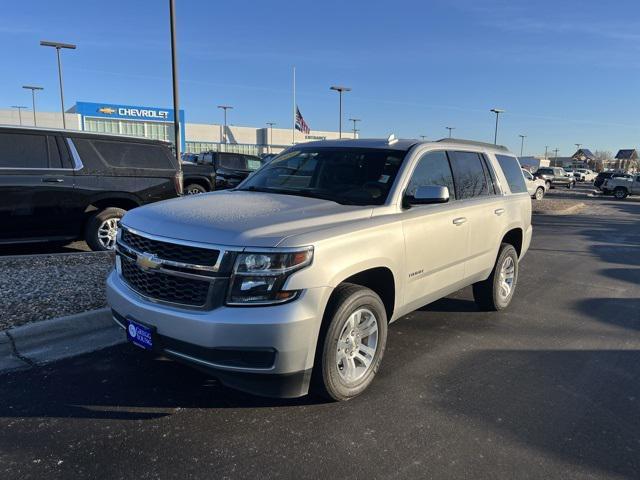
136, 252, 160, 270
98, 107, 116, 114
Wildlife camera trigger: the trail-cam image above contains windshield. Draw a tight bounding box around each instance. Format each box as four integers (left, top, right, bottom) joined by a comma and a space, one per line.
219, 155, 263, 171
237, 147, 407, 205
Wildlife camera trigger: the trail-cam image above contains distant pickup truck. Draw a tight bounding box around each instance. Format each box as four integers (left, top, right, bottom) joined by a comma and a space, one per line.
182, 151, 263, 194
602, 174, 640, 199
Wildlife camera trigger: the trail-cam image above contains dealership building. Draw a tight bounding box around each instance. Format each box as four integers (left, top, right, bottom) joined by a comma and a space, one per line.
0, 101, 351, 155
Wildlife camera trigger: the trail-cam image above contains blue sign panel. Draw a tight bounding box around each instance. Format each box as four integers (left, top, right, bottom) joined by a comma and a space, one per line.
74, 101, 185, 123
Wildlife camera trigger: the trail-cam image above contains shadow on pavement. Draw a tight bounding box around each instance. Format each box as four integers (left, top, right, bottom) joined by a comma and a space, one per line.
433, 348, 640, 479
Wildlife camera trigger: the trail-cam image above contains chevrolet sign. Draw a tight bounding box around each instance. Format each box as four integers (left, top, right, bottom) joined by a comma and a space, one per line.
118, 108, 169, 119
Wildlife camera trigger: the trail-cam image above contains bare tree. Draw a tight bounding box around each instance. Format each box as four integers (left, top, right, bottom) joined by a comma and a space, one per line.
593, 150, 613, 172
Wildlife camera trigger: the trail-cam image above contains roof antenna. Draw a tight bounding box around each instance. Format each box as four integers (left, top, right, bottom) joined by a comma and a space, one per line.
387, 133, 398, 145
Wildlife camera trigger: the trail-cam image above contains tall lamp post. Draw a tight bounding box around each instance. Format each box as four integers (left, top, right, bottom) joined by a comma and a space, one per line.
11, 106, 27, 126
168, 0, 182, 162
330, 85, 351, 138
445, 126, 455, 138
22, 85, 43, 126
217, 105, 233, 150
490, 108, 504, 144
519, 134, 527, 157
553, 148, 560, 167
419, 135, 427, 140
266, 122, 276, 154
349, 118, 360, 138
544, 145, 549, 161
40, 41, 76, 129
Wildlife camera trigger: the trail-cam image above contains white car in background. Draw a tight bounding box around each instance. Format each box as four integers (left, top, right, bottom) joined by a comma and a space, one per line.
576, 168, 596, 182
522, 169, 547, 200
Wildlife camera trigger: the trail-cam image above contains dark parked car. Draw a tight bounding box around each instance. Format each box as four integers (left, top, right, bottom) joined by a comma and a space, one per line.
533, 167, 576, 189
594, 171, 633, 193
0, 126, 182, 251
182, 151, 263, 194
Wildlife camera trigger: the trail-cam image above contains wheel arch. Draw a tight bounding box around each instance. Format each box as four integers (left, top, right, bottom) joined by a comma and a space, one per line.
183, 175, 212, 191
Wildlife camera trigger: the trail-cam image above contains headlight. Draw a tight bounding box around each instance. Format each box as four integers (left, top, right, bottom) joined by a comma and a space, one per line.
227, 247, 313, 305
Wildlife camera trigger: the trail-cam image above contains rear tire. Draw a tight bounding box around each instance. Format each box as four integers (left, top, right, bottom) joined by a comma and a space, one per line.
313, 283, 388, 401
472, 243, 519, 311
614, 187, 628, 199
185, 183, 207, 195
85, 207, 125, 251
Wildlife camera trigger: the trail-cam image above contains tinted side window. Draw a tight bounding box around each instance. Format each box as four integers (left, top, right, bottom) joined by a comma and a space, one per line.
448, 151, 489, 199
496, 155, 528, 194
406, 151, 456, 200
47, 136, 62, 168
0, 132, 48, 168
73, 138, 173, 169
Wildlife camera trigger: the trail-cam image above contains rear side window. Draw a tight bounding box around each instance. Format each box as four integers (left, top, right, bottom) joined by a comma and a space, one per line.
0, 132, 48, 168
73, 138, 174, 169
496, 155, 527, 194
47, 136, 62, 168
406, 151, 456, 200
448, 151, 490, 199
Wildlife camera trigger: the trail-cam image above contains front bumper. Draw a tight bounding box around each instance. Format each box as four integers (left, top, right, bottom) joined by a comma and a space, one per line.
107, 270, 331, 397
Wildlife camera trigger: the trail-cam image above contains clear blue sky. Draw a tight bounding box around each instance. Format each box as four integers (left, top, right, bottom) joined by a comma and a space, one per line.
1, 0, 639, 156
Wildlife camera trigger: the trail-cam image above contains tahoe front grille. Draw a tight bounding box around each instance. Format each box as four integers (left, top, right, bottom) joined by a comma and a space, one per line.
120, 256, 211, 307
121, 228, 219, 267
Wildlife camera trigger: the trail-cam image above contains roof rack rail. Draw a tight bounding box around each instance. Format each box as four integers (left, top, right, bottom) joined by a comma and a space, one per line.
435, 138, 509, 152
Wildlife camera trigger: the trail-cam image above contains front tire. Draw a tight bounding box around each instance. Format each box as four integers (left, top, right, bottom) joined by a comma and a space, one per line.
185, 183, 207, 195
85, 207, 125, 251
614, 187, 628, 199
472, 243, 519, 311
313, 284, 388, 401
534, 187, 545, 200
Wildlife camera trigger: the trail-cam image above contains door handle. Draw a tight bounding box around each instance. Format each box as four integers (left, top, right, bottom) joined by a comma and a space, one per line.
494, 208, 505, 216
452, 217, 467, 226
42, 177, 64, 183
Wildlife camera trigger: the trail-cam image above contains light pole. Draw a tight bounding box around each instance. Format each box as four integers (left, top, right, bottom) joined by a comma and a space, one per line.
544, 145, 549, 161
40, 41, 76, 129
11, 106, 27, 126
22, 85, 43, 126
217, 105, 233, 149
553, 148, 559, 167
490, 108, 504, 144
266, 122, 276, 153
349, 118, 360, 138
168, 0, 182, 162
330, 85, 351, 138
419, 135, 427, 140
445, 126, 455, 138
519, 134, 527, 157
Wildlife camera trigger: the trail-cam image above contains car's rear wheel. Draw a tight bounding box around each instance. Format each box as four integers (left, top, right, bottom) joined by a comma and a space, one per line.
185, 183, 207, 195
85, 207, 125, 251
567, 181, 575, 189
313, 283, 388, 401
534, 187, 545, 200
614, 187, 628, 199
545, 181, 551, 190
472, 243, 519, 311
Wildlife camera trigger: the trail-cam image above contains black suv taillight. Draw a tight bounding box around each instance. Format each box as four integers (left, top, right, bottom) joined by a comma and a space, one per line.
174, 171, 183, 196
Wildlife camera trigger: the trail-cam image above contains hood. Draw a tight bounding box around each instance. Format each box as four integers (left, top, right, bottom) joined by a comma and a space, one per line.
122, 190, 373, 247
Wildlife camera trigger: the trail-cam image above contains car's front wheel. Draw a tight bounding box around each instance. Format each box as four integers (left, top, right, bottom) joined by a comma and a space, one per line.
614, 187, 628, 199
472, 243, 519, 311
185, 183, 207, 195
313, 283, 388, 401
534, 187, 545, 200
85, 207, 126, 251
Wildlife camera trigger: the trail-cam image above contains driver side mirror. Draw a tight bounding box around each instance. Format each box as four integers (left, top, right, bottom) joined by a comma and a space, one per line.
404, 185, 450, 207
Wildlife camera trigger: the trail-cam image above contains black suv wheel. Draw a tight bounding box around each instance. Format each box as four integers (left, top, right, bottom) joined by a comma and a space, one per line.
85, 207, 125, 251
614, 187, 628, 199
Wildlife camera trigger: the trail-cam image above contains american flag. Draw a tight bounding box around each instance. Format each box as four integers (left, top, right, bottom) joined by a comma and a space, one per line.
295, 106, 310, 134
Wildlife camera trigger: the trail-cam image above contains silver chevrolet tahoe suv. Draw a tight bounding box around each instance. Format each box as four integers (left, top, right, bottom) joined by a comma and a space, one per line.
107, 138, 532, 401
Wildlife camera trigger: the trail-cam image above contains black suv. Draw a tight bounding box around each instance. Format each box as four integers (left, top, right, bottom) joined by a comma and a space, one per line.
182, 151, 263, 194
0, 126, 182, 251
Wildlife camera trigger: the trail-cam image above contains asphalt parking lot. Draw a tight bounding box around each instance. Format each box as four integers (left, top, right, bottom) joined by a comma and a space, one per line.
1, 197, 639, 480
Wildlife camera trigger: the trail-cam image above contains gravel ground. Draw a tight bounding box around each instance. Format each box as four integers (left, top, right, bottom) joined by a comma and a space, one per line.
0, 252, 114, 330
532, 197, 586, 214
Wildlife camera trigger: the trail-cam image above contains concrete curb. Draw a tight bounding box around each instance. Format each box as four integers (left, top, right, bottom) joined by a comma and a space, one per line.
0, 307, 124, 374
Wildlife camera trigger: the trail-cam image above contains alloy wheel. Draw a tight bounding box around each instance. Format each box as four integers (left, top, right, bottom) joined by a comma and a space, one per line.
97, 218, 118, 250
336, 308, 379, 383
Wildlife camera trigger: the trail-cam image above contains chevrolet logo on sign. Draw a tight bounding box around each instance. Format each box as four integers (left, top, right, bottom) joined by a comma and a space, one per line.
98, 107, 116, 114
136, 252, 161, 271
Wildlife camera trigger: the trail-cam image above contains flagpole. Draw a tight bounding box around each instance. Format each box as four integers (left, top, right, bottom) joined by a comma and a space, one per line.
292, 66, 296, 145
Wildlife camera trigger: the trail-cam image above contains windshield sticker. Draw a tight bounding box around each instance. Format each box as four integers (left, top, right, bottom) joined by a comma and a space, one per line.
378, 174, 390, 183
